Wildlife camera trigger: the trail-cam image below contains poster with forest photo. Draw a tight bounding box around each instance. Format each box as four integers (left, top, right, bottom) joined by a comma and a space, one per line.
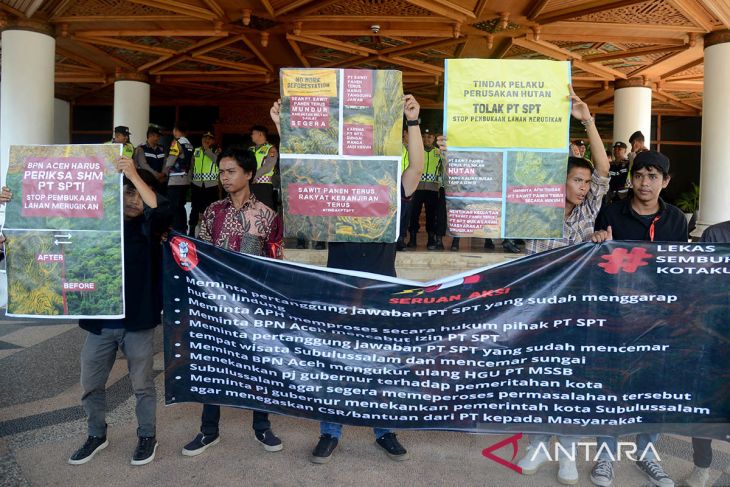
443, 59, 571, 239
279, 68, 403, 243
3, 144, 124, 318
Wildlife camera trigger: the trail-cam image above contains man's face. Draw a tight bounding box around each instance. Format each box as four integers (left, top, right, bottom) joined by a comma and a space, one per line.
613, 146, 626, 161
565, 167, 592, 208
147, 133, 160, 146
123, 185, 144, 219
632, 166, 669, 204
173, 127, 182, 139
422, 133, 434, 147
202, 136, 214, 149
114, 132, 126, 144
631, 140, 643, 152
219, 157, 252, 194
577, 145, 586, 157
251, 130, 266, 146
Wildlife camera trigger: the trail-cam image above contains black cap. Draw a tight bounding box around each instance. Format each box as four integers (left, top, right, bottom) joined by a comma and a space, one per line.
114, 125, 130, 136
613, 141, 627, 149
573, 140, 585, 147
632, 150, 670, 174
422, 128, 435, 135
146, 125, 161, 137
202, 131, 215, 138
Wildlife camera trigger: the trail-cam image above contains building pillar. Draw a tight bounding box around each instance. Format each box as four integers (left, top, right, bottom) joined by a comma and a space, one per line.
0, 20, 55, 177
54, 98, 71, 144
612, 77, 652, 147
113, 73, 150, 147
696, 30, 730, 231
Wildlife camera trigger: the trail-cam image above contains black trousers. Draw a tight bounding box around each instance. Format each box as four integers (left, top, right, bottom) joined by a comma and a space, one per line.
692, 437, 712, 468
189, 185, 220, 237
408, 189, 439, 236
200, 404, 271, 435
166, 184, 189, 234
435, 187, 447, 236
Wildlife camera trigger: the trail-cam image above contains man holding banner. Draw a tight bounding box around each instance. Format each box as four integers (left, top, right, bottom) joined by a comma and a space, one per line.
182, 147, 284, 456
516, 87, 610, 485
271, 94, 425, 463
590, 150, 687, 487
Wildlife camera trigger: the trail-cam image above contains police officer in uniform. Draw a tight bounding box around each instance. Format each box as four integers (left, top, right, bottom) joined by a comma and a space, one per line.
407, 128, 442, 249
248, 125, 277, 211
163, 121, 194, 233
134, 125, 166, 185
111, 126, 135, 159
189, 131, 221, 237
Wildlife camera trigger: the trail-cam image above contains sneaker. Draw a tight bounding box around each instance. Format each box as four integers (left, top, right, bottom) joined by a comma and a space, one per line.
680, 466, 709, 487
131, 436, 158, 466
182, 432, 220, 456
591, 460, 614, 487
517, 444, 549, 475
255, 429, 283, 452
375, 433, 410, 461
558, 456, 579, 485
311, 434, 338, 464
68, 435, 109, 465
636, 460, 674, 487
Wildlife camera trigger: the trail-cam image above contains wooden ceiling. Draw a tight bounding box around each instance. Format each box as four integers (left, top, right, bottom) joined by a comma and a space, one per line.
1, 0, 728, 115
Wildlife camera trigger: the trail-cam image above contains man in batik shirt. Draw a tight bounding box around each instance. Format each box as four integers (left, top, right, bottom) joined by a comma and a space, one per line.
181, 147, 283, 457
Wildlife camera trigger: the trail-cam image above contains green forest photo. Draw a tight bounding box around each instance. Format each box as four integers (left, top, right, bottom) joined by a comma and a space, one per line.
5, 230, 123, 316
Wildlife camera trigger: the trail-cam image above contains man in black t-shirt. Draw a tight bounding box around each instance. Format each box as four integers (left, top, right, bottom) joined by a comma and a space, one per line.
590, 150, 687, 487
271, 94, 425, 463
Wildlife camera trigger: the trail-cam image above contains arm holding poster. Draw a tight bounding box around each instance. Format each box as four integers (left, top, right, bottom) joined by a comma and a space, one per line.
401, 94, 424, 197
0, 186, 13, 257
117, 157, 158, 209
570, 86, 608, 177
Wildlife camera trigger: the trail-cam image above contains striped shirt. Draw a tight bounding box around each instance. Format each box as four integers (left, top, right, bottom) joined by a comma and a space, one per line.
526, 172, 610, 255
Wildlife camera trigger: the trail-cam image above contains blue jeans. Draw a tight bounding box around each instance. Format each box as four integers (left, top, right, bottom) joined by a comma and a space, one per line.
320, 422, 390, 440
596, 433, 660, 461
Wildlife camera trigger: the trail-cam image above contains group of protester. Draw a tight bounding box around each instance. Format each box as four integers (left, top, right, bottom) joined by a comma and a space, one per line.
1, 87, 722, 487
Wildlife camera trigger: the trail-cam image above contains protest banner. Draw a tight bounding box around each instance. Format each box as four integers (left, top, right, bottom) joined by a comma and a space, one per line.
443, 59, 571, 239
3, 144, 124, 318
279, 68, 403, 243
164, 234, 730, 439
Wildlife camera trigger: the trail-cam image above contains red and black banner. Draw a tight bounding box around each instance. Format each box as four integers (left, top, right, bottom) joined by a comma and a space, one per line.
164, 233, 730, 439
